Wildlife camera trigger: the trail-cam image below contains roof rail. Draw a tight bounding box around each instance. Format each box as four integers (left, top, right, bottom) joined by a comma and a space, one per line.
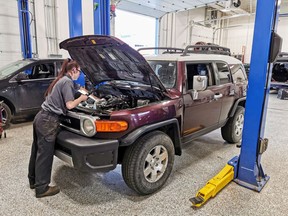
137, 47, 184, 54
181, 45, 231, 56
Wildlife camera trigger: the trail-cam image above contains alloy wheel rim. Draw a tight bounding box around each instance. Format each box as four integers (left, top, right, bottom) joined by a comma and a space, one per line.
143, 145, 168, 183
0, 107, 7, 124
235, 113, 244, 136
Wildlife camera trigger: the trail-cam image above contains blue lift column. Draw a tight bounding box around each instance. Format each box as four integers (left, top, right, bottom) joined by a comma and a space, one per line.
17, 0, 32, 59
68, 0, 83, 37
68, 0, 85, 87
93, 0, 110, 35
190, 0, 282, 207
233, 0, 281, 191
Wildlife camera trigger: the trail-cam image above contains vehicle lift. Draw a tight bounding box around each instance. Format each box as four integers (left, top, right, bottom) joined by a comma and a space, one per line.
190, 0, 282, 207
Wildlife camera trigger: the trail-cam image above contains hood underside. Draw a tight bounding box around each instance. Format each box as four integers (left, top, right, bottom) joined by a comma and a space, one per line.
59, 35, 166, 91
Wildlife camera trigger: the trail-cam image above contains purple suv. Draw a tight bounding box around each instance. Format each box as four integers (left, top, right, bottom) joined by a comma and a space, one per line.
55, 35, 247, 195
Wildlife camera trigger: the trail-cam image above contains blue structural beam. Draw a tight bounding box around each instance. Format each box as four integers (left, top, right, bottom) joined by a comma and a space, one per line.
234, 0, 280, 191
93, 0, 110, 35
93, 0, 102, 34
68, 0, 83, 37
17, 0, 32, 59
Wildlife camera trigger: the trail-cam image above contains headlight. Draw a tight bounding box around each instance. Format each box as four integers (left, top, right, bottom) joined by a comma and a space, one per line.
81, 118, 96, 137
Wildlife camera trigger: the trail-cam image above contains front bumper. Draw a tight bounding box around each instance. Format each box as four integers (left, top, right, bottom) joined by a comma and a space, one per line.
55, 130, 119, 172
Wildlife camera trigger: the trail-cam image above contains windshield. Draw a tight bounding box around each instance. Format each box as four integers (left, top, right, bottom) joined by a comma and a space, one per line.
0, 60, 32, 79
147, 60, 177, 89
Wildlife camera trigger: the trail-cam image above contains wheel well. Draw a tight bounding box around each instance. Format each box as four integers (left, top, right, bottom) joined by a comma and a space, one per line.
238, 100, 246, 108
229, 98, 246, 117
118, 121, 182, 164
0, 97, 15, 115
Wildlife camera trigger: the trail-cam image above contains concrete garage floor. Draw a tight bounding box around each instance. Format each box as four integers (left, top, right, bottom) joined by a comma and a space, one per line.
1, 93, 288, 216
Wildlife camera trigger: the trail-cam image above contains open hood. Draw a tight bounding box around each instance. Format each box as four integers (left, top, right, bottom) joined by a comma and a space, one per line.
59, 35, 166, 91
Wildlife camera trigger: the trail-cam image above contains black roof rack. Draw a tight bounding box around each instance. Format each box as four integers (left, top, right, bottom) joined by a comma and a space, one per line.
137, 47, 184, 54
181, 45, 231, 56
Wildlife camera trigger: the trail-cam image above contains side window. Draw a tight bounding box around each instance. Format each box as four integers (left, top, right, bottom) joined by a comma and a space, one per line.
186, 63, 214, 90
56, 62, 62, 76
29, 64, 55, 79
216, 62, 231, 85
148, 61, 177, 89
230, 64, 246, 83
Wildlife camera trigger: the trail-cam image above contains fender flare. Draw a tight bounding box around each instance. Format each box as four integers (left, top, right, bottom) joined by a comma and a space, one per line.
120, 118, 182, 155
228, 97, 246, 118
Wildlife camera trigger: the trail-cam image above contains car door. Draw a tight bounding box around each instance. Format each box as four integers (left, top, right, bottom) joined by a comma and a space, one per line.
11, 62, 56, 112
183, 62, 222, 135
213, 61, 236, 123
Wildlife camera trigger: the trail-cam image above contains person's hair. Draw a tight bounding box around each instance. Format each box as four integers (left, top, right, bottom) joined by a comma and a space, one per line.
45, 58, 79, 97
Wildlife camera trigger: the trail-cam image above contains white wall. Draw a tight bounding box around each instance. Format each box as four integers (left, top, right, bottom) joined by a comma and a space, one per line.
221, 15, 288, 63
0, 0, 22, 67
2, 1, 287, 67
0, 0, 96, 67
159, 8, 214, 48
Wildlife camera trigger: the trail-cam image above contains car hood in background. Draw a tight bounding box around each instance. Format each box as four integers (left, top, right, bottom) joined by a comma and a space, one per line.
59, 35, 166, 91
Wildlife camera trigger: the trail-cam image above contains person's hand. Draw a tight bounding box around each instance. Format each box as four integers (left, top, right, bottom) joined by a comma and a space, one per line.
79, 94, 88, 102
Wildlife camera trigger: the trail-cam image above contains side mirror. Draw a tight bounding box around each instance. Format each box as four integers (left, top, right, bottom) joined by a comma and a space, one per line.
193, 75, 207, 91
15, 72, 28, 82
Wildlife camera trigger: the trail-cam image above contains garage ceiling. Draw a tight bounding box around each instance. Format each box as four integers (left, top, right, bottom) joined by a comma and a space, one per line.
116, 0, 229, 18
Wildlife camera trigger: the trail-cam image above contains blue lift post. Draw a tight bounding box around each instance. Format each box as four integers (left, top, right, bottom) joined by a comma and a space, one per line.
68, 0, 83, 37
17, 0, 33, 59
190, 0, 282, 207
68, 0, 85, 86
93, 0, 110, 35
233, 0, 281, 191
93, 0, 102, 35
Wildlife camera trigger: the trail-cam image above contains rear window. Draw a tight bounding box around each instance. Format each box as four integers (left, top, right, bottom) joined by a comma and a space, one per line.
216, 62, 231, 84
229, 64, 247, 83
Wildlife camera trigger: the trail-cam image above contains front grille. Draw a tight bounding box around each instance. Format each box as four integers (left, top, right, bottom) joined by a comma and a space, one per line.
60, 115, 81, 131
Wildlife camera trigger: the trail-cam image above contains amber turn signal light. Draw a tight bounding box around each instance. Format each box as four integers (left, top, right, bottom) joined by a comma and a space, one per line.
96, 120, 128, 132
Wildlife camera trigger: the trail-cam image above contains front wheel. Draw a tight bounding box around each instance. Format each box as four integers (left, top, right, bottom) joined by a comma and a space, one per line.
122, 131, 175, 195
221, 106, 245, 143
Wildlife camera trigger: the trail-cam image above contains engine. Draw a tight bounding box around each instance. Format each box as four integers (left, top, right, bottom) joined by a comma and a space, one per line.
76, 81, 164, 115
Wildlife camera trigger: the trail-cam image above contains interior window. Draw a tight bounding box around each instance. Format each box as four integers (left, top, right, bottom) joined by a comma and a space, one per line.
29, 64, 55, 79
148, 61, 177, 89
55, 62, 62, 76
216, 62, 231, 85
186, 63, 213, 90
230, 64, 246, 83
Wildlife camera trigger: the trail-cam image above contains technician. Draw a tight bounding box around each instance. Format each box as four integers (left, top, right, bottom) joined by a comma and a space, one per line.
28, 58, 88, 198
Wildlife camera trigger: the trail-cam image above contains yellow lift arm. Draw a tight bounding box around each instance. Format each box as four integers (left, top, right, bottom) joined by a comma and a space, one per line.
189, 164, 234, 208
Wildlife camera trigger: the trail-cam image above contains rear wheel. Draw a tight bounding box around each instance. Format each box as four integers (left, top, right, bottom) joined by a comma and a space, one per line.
122, 131, 175, 195
1, 102, 12, 129
221, 106, 245, 143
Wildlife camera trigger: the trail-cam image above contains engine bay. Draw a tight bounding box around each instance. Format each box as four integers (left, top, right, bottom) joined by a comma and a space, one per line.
75, 80, 165, 115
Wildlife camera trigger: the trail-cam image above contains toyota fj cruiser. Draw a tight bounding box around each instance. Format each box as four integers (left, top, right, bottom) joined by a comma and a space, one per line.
55, 35, 247, 195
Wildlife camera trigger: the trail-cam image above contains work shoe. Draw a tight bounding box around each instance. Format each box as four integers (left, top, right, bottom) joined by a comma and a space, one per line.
36, 186, 60, 198
30, 184, 35, 189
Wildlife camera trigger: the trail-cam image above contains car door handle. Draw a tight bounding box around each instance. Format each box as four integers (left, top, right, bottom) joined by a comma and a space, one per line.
214, 93, 223, 100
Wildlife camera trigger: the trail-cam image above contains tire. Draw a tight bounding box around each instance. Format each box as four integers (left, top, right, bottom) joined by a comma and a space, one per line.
221, 106, 245, 144
1, 102, 12, 129
122, 131, 175, 195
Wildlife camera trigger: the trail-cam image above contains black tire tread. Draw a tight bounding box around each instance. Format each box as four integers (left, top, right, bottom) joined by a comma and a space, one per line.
122, 130, 174, 195
221, 106, 244, 143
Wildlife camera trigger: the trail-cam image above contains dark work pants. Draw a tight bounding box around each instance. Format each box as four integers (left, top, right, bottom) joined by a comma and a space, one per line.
28, 110, 60, 194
